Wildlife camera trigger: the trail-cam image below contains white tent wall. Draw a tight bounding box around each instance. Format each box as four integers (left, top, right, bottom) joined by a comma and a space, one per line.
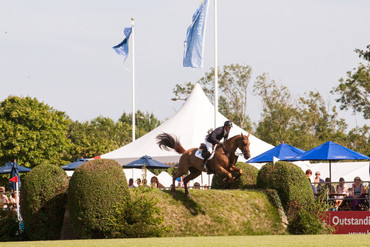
249, 161, 370, 182
98, 83, 273, 165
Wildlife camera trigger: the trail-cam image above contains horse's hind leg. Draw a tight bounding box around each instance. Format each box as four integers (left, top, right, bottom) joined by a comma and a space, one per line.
183, 169, 202, 197
171, 165, 189, 194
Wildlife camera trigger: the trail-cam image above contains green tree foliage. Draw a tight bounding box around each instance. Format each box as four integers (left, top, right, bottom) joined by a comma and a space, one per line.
173, 64, 252, 130
332, 45, 370, 119
0, 96, 72, 167
211, 162, 258, 189
68, 159, 129, 239
119, 110, 161, 139
20, 164, 68, 240
68, 117, 131, 159
253, 77, 350, 150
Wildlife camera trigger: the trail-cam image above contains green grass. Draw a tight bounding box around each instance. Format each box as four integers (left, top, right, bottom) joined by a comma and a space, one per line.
2, 235, 370, 247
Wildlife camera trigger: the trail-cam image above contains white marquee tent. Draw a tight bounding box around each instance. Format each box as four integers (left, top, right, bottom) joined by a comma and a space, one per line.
96, 83, 273, 165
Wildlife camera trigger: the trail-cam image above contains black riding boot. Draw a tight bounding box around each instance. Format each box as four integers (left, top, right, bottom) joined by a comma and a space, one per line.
202, 151, 211, 171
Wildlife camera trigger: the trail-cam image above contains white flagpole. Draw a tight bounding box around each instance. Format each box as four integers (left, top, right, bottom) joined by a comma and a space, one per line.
214, 0, 218, 128
131, 17, 136, 142
16, 179, 20, 221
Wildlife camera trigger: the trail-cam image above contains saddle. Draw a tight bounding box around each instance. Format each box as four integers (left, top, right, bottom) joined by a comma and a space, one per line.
195, 143, 215, 161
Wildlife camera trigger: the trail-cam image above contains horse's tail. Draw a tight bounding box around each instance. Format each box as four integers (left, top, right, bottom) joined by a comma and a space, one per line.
156, 133, 186, 154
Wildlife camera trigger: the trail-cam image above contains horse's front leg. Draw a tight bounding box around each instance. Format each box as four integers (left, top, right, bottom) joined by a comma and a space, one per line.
229, 165, 243, 180
214, 165, 233, 183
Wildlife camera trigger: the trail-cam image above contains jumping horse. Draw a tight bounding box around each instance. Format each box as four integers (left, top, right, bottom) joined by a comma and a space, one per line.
156, 133, 251, 197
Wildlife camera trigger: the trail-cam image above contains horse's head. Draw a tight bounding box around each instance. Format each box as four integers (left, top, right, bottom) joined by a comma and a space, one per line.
239, 133, 251, 160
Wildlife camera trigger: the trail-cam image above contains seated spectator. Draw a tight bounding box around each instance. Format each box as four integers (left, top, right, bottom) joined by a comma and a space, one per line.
194, 182, 200, 189
136, 178, 142, 187
203, 184, 208, 190
305, 169, 312, 179
313, 171, 324, 190
308, 178, 317, 198
128, 178, 135, 189
335, 177, 348, 210
0, 187, 9, 209
324, 177, 336, 200
150, 176, 165, 189
142, 179, 150, 187
352, 176, 365, 210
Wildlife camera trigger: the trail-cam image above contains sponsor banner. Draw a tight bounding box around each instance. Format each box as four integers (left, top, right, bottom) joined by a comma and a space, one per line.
325, 211, 370, 234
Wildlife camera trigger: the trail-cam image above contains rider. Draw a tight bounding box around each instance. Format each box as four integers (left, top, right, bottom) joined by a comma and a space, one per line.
202, 120, 233, 171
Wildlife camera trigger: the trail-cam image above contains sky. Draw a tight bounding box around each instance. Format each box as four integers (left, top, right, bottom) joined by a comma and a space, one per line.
1, 0, 369, 130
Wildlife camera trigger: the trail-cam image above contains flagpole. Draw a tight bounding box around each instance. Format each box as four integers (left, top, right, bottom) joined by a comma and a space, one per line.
214, 0, 218, 128
131, 17, 136, 142
16, 180, 20, 221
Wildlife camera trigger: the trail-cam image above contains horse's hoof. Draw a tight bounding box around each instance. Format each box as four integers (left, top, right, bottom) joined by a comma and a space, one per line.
186, 194, 191, 199
223, 178, 228, 183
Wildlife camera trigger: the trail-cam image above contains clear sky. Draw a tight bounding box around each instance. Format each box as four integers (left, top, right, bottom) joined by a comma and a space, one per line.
1, 0, 369, 129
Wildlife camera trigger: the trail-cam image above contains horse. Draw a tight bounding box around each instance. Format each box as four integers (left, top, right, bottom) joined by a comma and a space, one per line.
156, 133, 251, 197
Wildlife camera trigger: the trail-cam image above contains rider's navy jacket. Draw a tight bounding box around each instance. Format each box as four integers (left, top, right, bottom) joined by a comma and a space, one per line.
206, 126, 229, 145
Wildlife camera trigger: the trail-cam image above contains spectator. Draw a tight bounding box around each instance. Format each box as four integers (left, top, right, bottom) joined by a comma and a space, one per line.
0, 187, 9, 209
335, 177, 348, 210
136, 178, 142, 187
352, 176, 364, 210
194, 182, 201, 189
128, 178, 135, 189
142, 179, 150, 187
150, 176, 165, 189
203, 184, 208, 190
324, 177, 336, 207
308, 178, 317, 198
314, 171, 325, 192
305, 169, 312, 179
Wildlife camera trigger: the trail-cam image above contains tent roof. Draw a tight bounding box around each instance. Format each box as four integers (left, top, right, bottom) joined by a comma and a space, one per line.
98, 83, 273, 165
247, 143, 305, 163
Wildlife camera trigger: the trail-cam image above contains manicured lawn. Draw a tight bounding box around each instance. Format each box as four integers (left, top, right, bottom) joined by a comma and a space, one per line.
3, 235, 370, 247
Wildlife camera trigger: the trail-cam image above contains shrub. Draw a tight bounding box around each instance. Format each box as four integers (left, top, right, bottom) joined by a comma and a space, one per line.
256, 161, 314, 211
109, 186, 170, 238
20, 164, 68, 240
211, 162, 258, 189
256, 161, 321, 234
68, 159, 129, 239
0, 210, 26, 241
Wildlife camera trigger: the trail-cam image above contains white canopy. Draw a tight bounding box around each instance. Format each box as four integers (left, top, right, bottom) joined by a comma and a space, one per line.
97, 83, 273, 165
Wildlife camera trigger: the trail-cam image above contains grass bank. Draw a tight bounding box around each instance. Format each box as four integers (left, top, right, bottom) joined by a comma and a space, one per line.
146, 188, 286, 236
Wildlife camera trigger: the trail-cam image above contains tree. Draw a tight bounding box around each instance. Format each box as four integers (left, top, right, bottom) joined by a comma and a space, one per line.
68, 117, 131, 159
332, 45, 370, 119
119, 110, 161, 139
0, 96, 71, 167
253, 76, 348, 150
173, 64, 252, 130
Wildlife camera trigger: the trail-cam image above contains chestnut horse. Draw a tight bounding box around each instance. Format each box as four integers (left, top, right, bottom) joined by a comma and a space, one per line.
156, 133, 251, 196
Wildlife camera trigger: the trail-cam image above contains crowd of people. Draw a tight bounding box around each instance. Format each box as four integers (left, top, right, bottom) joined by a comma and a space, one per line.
127, 176, 209, 190
0, 186, 18, 210
306, 169, 368, 211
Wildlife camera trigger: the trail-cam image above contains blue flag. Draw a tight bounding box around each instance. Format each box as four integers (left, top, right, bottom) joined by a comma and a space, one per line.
113, 27, 132, 61
183, 0, 210, 68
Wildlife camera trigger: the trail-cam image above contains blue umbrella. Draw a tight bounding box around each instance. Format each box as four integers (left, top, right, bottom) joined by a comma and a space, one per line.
247, 143, 305, 163
61, 158, 89, 170
123, 155, 171, 169
9, 162, 21, 191
0, 162, 31, 174
287, 141, 370, 179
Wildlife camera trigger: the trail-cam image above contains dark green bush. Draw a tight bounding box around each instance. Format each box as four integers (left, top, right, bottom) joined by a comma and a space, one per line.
256, 161, 324, 234
211, 162, 258, 189
68, 159, 129, 239
109, 186, 170, 238
256, 161, 314, 211
20, 164, 68, 240
0, 210, 26, 241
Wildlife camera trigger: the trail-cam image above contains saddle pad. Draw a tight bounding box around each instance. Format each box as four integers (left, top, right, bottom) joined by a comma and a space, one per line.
195, 149, 215, 160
